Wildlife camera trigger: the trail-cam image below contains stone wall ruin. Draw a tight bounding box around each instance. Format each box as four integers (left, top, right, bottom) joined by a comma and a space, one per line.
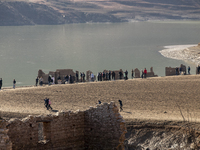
166, 64, 186, 76
2, 102, 126, 150
134, 67, 157, 78
38, 69, 76, 84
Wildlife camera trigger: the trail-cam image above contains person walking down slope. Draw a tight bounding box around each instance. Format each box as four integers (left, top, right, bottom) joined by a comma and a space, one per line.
44, 98, 49, 110
97, 100, 101, 104
118, 100, 123, 112
48, 99, 53, 110
13, 79, 16, 89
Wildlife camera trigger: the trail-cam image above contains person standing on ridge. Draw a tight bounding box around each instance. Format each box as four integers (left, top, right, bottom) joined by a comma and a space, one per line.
124, 70, 128, 80
188, 66, 190, 74
0, 78, 2, 90
83, 72, 85, 82
36, 77, 39, 86
48, 75, 51, 85
13, 79, 16, 89
132, 69, 134, 79
141, 70, 144, 79
112, 71, 115, 80
144, 68, 147, 78
109, 71, 111, 80
76, 72, 79, 83
119, 71, 123, 80
176, 67, 179, 75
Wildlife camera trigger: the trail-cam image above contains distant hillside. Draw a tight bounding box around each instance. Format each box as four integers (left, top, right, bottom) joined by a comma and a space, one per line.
0, 0, 200, 26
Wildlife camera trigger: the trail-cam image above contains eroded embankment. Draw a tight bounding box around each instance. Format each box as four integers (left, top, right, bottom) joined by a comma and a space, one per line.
125, 119, 200, 150
2, 111, 200, 149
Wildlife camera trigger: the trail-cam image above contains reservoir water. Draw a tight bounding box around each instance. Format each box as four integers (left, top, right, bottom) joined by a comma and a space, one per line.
0, 21, 200, 87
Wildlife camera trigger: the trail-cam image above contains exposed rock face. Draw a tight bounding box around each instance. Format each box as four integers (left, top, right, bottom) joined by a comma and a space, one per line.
0, 1, 122, 26
125, 120, 200, 150
0, 120, 12, 150
1, 102, 126, 150
1, 0, 200, 26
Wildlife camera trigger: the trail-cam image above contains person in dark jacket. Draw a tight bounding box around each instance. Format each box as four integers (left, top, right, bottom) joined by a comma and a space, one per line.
112, 71, 115, 80
48, 76, 51, 85
188, 66, 190, 74
0, 78, 2, 90
103, 72, 105, 81
83, 73, 85, 82
13, 79, 16, 89
124, 70, 128, 80
141, 70, 144, 79
65, 75, 69, 83
109, 71, 111, 80
176, 67, 179, 75
36, 77, 39, 86
119, 71, 123, 79
48, 99, 53, 110
132, 69, 134, 79
44, 98, 49, 110
118, 100, 123, 111
76, 72, 79, 82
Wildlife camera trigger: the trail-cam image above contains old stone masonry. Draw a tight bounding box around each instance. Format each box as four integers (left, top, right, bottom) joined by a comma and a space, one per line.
0, 102, 126, 150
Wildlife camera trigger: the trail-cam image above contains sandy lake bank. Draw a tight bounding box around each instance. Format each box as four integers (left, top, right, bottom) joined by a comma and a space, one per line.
1, 75, 200, 123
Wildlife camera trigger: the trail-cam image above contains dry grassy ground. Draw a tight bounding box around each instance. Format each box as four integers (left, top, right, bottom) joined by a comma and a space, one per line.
1, 75, 200, 123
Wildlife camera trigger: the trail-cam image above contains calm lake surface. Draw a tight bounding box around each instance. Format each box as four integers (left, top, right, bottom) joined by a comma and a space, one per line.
0, 21, 200, 87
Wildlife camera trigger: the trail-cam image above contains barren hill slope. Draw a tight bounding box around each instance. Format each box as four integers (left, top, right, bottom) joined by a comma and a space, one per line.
1, 0, 200, 25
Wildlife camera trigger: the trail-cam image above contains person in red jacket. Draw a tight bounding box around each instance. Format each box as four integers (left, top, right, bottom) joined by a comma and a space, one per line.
144, 68, 147, 78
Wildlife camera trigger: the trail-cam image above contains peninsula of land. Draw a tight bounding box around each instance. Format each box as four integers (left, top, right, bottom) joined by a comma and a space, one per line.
160, 43, 200, 65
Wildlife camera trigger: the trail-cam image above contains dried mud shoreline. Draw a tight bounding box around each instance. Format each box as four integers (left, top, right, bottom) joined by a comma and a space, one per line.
159, 43, 200, 65
1, 75, 200, 149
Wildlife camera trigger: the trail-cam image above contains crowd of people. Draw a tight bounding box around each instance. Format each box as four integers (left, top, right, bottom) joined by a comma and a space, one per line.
35, 65, 194, 87
96, 70, 129, 81
0, 65, 194, 90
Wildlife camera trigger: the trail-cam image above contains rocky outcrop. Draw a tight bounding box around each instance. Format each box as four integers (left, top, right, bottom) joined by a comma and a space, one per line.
125, 120, 200, 150
0, 120, 12, 150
